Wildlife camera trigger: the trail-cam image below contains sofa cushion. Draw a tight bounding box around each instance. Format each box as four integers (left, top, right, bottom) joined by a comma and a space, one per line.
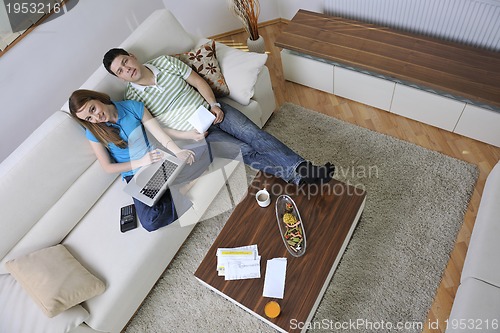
213, 40, 268, 105
0, 112, 116, 273
60, 178, 197, 332
460, 161, 500, 286
0, 112, 117, 274
446, 278, 500, 333
174, 40, 230, 97
119, 9, 196, 69
5, 245, 105, 318
0, 274, 89, 333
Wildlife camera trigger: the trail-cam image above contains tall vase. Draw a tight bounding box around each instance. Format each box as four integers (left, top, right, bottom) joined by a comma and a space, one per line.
247, 35, 266, 53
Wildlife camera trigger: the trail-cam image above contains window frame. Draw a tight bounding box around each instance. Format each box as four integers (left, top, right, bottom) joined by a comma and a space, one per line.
0, 0, 68, 57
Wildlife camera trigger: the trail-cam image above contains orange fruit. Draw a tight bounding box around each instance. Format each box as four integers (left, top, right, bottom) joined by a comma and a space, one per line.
264, 301, 281, 318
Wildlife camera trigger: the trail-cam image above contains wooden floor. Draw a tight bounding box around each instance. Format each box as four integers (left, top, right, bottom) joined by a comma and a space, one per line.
215, 22, 500, 333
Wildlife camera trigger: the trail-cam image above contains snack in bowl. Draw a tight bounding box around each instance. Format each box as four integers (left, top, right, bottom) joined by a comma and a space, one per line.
275, 195, 307, 257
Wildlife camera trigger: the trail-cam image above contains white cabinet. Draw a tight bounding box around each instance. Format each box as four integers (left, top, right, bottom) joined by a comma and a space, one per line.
280, 50, 334, 94
334, 67, 395, 111
390, 84, 466, 132
279, 50, 500, 147
454, 104, 500, 147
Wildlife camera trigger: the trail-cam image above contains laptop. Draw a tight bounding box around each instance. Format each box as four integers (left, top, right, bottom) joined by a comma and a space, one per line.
123, 150, 186, 207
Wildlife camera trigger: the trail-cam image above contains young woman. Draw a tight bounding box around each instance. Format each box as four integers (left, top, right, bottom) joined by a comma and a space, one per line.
69, 89, 210, 232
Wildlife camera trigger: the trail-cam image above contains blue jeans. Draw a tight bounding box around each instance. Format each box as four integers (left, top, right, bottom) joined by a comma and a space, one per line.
124, 176, 177, 232
206, 101, 305, 184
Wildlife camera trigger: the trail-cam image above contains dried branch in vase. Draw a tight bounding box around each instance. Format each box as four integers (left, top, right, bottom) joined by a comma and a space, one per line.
228, 0, 260, 41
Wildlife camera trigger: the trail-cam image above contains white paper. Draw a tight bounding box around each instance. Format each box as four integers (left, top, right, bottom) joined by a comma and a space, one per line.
216, 245, 258, 277
188, 105, 216, 133
225, 256, 261, 280
263, 258, 287, 299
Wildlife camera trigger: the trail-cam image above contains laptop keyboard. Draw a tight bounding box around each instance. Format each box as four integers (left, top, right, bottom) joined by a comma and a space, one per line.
140, 159, 178, 199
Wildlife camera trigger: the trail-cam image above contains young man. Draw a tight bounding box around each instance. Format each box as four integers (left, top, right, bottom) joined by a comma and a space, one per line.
102, 48, 334, 185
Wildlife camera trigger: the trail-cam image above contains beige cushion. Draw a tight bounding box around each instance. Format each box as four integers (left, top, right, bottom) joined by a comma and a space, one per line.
174, 40, 230, 97
5, 244, 105, 318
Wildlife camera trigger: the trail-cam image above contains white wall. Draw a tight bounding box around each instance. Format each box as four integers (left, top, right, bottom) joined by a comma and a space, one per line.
161, 0, 325, 36
277, 0, 323, 19
324, 0, 500, 51
162, 0, 281, 37
0, 0, 322, 162
160, 0, 325, 37
0, 0, 164, 161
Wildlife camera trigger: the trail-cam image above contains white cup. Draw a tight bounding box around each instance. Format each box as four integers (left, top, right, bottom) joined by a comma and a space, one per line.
256, 188, 271, 207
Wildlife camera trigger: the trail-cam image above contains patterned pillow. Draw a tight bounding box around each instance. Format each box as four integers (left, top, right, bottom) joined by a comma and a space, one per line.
174, 40, 230, 97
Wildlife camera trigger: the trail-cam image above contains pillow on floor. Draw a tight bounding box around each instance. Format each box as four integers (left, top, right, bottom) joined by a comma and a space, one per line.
5, 244, 105, 318
174, 40, 230, 97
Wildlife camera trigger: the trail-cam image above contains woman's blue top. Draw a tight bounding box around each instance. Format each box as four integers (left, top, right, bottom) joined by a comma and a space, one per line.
85, 100, 154, 179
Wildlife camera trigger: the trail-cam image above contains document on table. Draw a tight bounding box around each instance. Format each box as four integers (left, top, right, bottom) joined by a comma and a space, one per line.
187, 105, 216, 133
225, 257, 261, 280
216, 245, 261, 280
262, 258, 287, 299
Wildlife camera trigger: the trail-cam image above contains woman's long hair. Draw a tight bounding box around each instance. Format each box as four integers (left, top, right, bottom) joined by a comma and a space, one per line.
69, 89, 127, 148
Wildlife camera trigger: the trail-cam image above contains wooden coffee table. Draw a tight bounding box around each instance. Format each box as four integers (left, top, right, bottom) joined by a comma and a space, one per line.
194, 173, 366, 333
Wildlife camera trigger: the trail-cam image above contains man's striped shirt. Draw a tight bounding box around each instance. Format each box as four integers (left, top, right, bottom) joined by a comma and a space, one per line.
125, 55, 209, 131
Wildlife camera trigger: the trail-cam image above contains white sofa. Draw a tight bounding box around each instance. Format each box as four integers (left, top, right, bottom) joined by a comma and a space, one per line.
0, 9, 276, 333
446, 161, 500, 333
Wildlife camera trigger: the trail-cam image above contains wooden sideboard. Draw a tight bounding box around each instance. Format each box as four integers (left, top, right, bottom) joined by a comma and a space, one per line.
275, 10, 500, 147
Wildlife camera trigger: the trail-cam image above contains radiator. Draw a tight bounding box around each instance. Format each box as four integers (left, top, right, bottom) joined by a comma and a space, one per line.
324, 0, 500, 51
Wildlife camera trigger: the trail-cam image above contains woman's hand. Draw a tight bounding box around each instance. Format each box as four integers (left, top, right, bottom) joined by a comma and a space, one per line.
211, 105, 224, 124
175, 149, 196, 165
139, 149, 163, 167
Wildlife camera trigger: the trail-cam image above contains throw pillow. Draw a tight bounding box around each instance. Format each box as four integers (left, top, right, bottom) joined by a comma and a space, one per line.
214, 41, 268, 106
5, 244, 105, 318
174, 40, 230, 97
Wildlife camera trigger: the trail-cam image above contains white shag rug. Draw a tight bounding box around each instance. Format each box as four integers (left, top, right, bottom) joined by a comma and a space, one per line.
124, 103, 478, 333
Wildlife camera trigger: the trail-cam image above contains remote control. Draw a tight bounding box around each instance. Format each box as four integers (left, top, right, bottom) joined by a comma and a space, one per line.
120, 204, 137, 233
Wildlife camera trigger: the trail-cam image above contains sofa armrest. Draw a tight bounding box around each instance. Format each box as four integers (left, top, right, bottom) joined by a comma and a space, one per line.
220, 66, 276, 128
446, 278, 500, 333
460, 161, 500, 287
251, 66, 277, 125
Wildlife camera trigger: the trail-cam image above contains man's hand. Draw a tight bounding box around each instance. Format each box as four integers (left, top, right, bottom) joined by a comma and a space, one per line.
211, 105, 224, 124
175, 149, 195, 165
186, 129, 207, 141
